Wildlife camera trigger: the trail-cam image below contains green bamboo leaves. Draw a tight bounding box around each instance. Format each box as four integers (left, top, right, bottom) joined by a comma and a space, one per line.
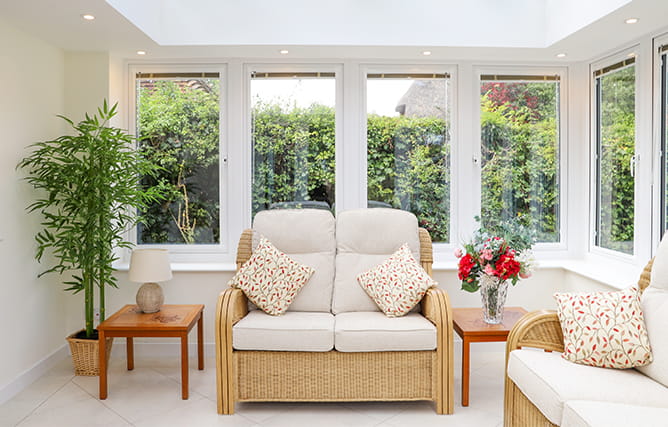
18, 100, 166, 338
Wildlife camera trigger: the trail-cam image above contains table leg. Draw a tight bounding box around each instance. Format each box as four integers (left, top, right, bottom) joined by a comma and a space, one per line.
99, 331, 108, 400
181, 333, 189, 399
126, 337, 134, 370
462, 337, 470, 407
197, 313, 204, 370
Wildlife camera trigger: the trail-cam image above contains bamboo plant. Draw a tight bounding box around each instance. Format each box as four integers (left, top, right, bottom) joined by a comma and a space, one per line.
18, 101, 165, 339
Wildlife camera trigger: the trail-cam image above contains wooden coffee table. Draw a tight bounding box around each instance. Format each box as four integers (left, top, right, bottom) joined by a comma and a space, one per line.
452, 306, 527, 407
98, 304, 204, 400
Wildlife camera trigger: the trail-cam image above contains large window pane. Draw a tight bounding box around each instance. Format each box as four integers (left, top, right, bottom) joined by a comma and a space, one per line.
251, 72, 335, 216
595, 63, 635, 254
366, 73, 451, 242
136, 74, 221, 244
480, 76, 560, 242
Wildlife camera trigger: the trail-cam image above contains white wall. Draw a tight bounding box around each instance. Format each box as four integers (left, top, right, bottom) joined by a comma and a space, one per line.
0, 18, 67, 396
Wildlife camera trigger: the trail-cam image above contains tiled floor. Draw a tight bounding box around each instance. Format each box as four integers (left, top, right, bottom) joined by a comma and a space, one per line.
0, 344, 506, 426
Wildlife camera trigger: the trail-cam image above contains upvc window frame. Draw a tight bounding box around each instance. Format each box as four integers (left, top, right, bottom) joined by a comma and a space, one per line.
359, 63, 458, 252
472, 65, 569, 253
653, 33, 668, 252
589, 44, 653, 264
125, 63, 229, 264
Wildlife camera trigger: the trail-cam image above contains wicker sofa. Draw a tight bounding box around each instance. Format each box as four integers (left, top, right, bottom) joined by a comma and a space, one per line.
215, 208, 454, 415
504, 258, 668, 426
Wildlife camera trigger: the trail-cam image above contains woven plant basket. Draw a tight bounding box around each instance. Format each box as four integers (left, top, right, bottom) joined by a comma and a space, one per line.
66, 330, 113, 376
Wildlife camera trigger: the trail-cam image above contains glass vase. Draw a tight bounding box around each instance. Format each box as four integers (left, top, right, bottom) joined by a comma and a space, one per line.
479, 274, 508, 324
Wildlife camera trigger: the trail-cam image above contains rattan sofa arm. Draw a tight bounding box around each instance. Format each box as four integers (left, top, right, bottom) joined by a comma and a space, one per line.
422, 287, 452, 327
506, 310, 564, 358
215, 287, 248, 414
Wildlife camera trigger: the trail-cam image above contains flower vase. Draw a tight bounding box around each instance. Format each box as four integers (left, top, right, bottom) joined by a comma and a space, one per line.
479, 274, 508, 324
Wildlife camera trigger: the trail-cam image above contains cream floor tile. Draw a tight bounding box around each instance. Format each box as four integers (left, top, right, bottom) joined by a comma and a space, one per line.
148, 356, 218, 400
233, 402, 299, 424
0, 359, 74, 427
133, 396, 255, 427
255, 402, 380, 427
16, 382, 130, 427
339, 401, 423, 423
72, 364, 207, 425
381, 401, 501, 427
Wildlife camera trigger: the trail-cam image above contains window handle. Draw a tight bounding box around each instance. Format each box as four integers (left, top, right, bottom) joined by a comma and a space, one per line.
630, 154, 637, 178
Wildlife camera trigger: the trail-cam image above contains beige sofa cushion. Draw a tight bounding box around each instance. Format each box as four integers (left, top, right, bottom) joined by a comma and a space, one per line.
507, 349, 668, 425
334, 311, 436, 352
333, 209, 420, 314
636, 233, 668, 387
233, 310, 334, 352
253, 209, 336, 312
562, 400, 668, 427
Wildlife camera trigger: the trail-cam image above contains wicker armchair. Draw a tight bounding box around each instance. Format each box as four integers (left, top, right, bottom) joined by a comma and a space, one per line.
215, 220, 454, 415
503, 259, 654, 427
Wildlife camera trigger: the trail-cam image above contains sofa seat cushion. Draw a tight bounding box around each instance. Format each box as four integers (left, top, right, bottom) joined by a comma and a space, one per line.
233, 310, 334, 352
507, 349, 668, 425
334, 311, 436, 352
562, 400, 668, 427
333, 208, 421, 314
253, 209, 336, 312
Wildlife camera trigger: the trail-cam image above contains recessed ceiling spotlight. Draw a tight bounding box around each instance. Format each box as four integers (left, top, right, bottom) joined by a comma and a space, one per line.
625, 17, 639, 24
422, 50, 432, 56
136, 50, 147, 56
556, 53, 567, 58
279, 49, 289, 55
81, 14, 95, 21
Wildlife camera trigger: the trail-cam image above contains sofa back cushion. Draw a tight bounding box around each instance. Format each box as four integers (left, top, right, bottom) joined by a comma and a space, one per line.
332, 208, 420, 314
636, 232, 668, 387
253, 209, 336, 312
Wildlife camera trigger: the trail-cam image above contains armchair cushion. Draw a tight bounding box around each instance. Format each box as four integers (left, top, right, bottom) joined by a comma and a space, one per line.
253, 209, 336, 312
233, 310, 334, 352
334, 311, 436, 352
229, 237, 314, 316
561, 400, 668, 427
357, 244, 436, 317
507, 349, 668, 425
333, 209, 420, 314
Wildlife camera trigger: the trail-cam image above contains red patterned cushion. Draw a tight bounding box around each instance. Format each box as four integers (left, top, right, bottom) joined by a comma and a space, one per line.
356, 244, 437, 317
229, 237, 314, 316
554, 286, 652, 369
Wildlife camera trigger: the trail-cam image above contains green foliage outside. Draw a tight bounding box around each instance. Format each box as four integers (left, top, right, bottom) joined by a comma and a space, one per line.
597, 67, 635, 254
366, 115, 450, 242
252, 102, 336, 214
480, 82, 560, 242
137, 79, 220, 244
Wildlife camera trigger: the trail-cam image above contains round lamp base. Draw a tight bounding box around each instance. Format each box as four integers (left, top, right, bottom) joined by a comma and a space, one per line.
136, 282, 164, 313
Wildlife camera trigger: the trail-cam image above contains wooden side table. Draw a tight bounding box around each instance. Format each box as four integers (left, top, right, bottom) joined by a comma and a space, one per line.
98, 304, 204, 400
452, 306, 527, 407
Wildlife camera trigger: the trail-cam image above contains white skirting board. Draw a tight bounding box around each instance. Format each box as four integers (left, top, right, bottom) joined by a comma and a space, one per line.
0, 341, 216, 405
0, 344, 69, 405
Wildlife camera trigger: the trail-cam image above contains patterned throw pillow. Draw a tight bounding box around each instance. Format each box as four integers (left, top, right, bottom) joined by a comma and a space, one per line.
356, 244, 437, 317
554, 286, 652, 369
228, 237, 314, 316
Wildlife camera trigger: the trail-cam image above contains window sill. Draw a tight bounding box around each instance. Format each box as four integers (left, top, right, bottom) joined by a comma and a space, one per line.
113, 262, 238, 272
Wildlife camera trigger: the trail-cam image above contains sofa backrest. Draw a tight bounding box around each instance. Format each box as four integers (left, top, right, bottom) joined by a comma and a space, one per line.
636, 233, 668, 387
332, 208, 420, 314
252, 208, 336, 312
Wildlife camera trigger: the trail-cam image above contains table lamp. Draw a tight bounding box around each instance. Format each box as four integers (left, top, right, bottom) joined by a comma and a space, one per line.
129, 248, 172, 313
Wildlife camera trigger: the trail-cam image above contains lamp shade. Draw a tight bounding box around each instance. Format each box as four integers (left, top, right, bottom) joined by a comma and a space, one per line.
128, 249, 173, 283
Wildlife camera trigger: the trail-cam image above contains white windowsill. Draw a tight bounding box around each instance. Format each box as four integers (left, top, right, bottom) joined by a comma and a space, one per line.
113, 258, 644, 288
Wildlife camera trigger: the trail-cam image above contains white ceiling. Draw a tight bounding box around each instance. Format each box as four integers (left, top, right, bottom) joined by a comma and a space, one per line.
1, 0, 667, 62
